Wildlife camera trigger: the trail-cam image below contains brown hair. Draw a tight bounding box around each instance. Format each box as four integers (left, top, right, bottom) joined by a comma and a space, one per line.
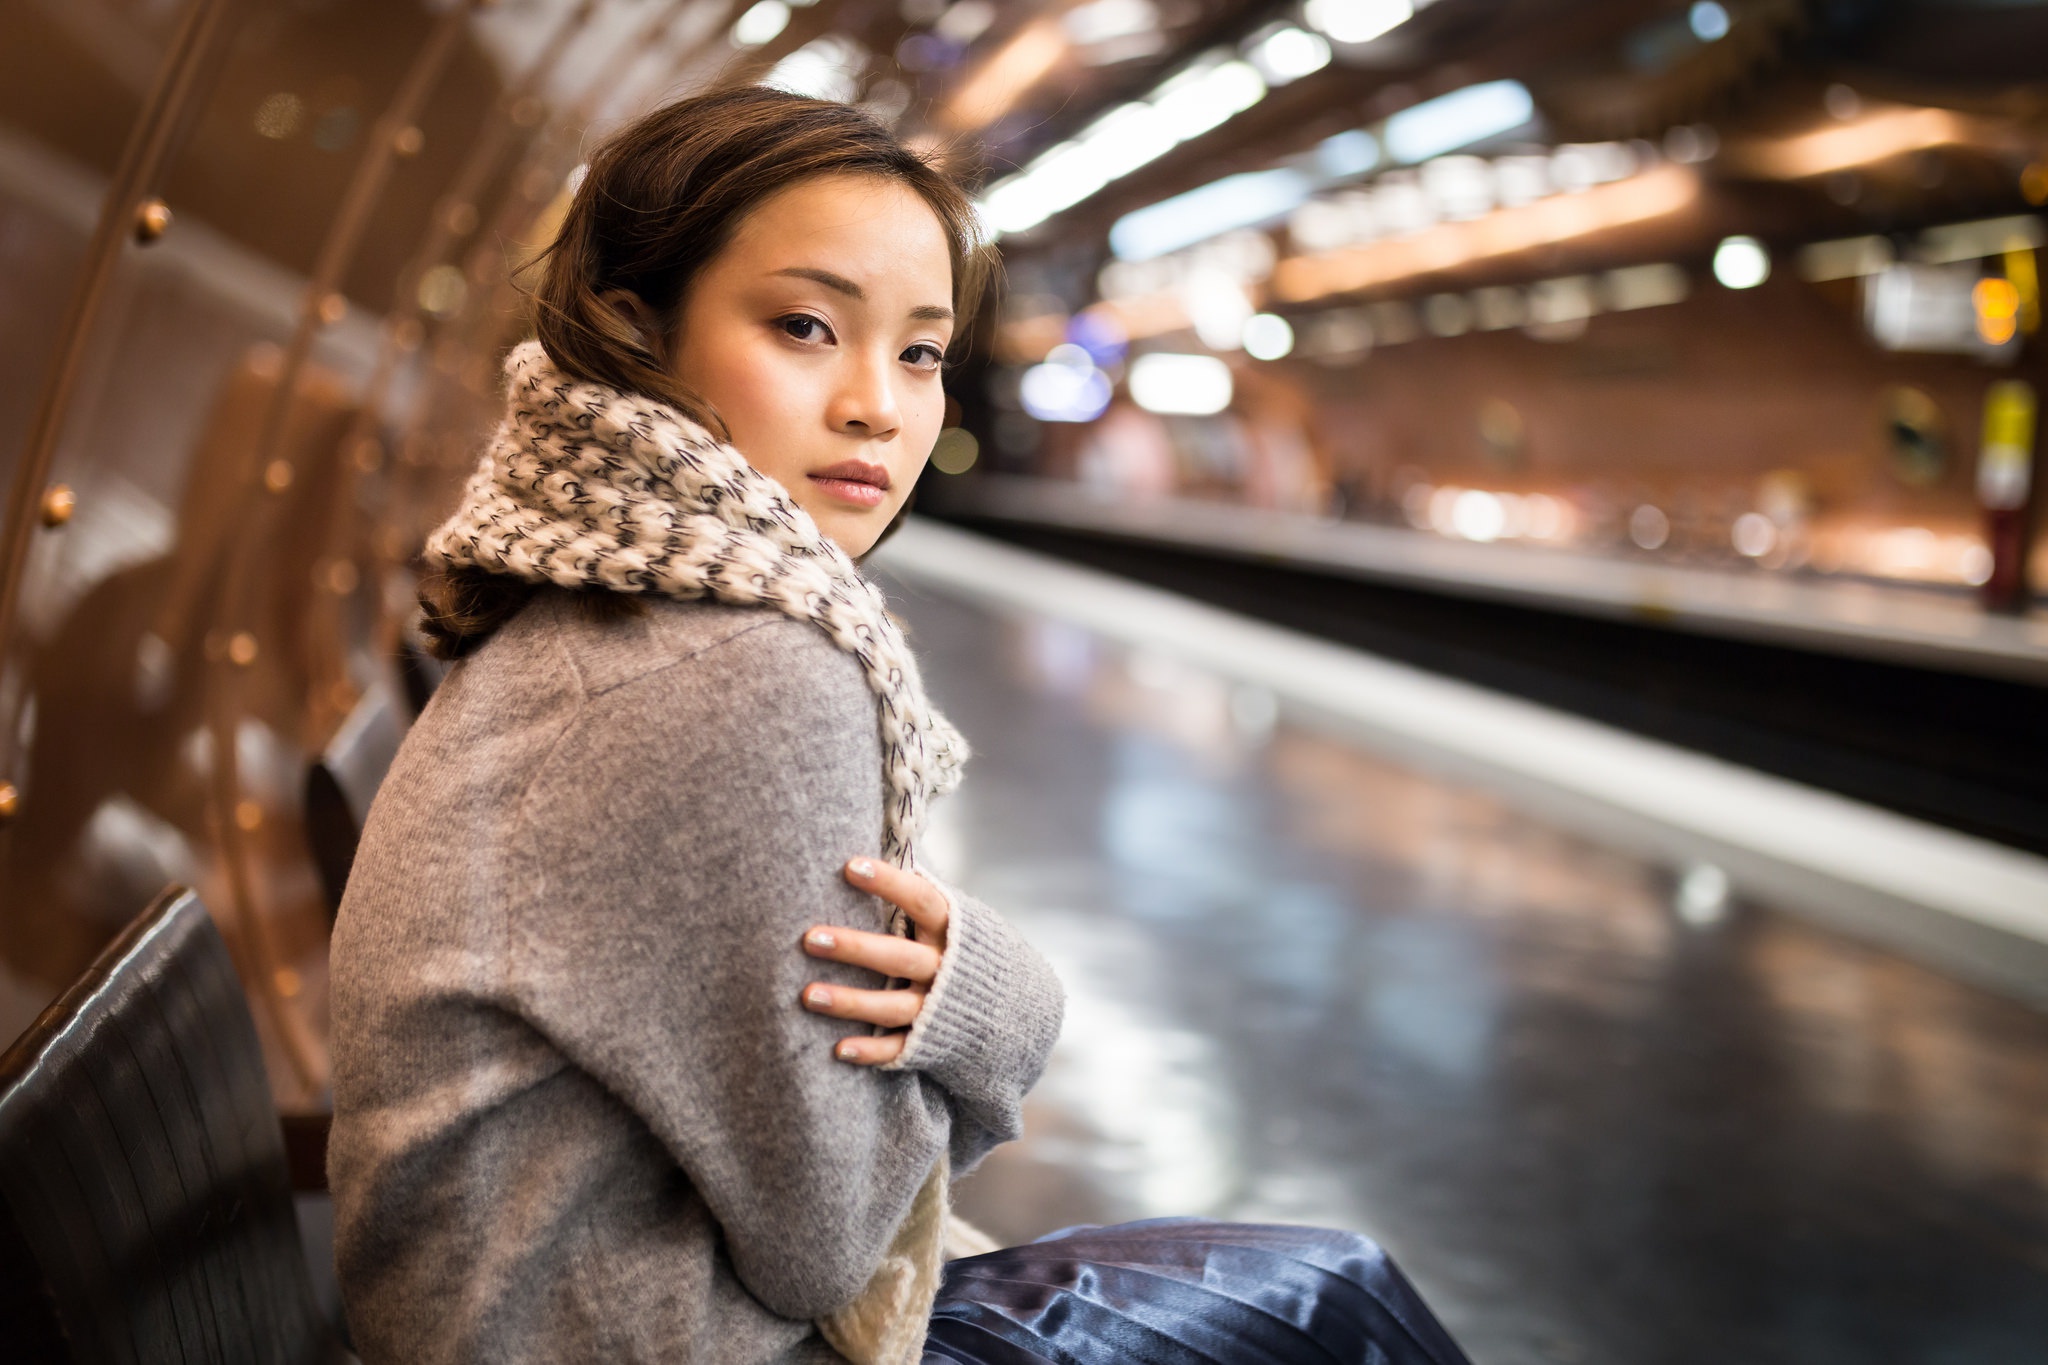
419, 87, 993, 659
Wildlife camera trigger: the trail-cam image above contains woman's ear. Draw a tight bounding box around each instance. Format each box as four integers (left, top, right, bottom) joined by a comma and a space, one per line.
598, 288, 660, 353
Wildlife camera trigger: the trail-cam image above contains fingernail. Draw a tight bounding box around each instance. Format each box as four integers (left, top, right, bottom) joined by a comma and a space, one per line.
807, 929, 836, 950
806, 985, 832, 1008
849, 858, 874, 879
837, 1041, 861, 1061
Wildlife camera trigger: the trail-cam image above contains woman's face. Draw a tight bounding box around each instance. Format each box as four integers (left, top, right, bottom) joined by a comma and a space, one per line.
667, 172, 956, 557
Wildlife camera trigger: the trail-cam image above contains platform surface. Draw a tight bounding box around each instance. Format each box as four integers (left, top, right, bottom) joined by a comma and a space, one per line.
875, 563, 2048, 1365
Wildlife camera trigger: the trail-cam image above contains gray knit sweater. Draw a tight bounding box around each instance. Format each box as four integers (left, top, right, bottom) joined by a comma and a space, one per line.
328, 590, 1065, 1363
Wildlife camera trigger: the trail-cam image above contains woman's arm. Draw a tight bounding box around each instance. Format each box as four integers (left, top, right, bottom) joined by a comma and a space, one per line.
503, 618, 964, 1320
800, 860, 1065, 1173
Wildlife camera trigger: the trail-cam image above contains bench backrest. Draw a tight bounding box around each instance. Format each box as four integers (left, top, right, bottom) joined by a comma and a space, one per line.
0, 888, 344, 1364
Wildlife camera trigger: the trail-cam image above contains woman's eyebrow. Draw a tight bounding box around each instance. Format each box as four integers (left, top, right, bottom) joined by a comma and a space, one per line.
772, 267, 953, 323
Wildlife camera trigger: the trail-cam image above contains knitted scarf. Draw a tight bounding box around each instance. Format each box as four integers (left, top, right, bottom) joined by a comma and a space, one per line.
424, 340, 969, 1364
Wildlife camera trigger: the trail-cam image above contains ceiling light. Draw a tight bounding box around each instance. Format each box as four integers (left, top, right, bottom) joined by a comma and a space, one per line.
1063, 0, 1158, 46
1739, 106, 1966, 179
765, 38, 866, 102
979, 56, 1267, 237
1273, 164, 1699, 302
1688, 1, 1730, 42
1129, 353, 1233, 414
1384, 80, 1535, 164
731, 0, 790, 48
1020, 359, 1113, 422
1304, 0, 1413, 46
1242, 313, 1295, 359
1110, 168, 1312, 261
1247, 26, 1331, 85
934, 0, 997, 43
943, 18, 1067, 130
1712, 235, 1770, 289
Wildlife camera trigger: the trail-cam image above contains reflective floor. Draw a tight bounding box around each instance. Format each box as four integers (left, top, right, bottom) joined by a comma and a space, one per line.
879, 571, 2048, 1365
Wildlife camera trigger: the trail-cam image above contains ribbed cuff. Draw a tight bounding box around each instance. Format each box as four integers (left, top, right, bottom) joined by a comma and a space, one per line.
880, 886, 1041, 1085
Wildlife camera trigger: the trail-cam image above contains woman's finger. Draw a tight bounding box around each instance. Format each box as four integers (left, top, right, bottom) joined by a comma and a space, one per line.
801, 982, 925, 1029
833, 1032, 907, 1067
844, 858, 950, 940
802, 924, 941, 983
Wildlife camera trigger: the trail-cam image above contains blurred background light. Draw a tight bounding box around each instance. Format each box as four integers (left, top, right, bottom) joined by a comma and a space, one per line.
1384, 81, 1535, 165
1304, 0, 1416, 46
1021, 352, 1114, 422
1713, 235, 1771, 289
1316, 129, 1382, 179
1063, 0, 1159, 46
1129, 353, 1233, 414
980, 57, 1268, 236
1744, 107, 1965, 180
1674, 862, 1731, 926
935, 0, 998, 43
1732, 511, 1777, 558
929, 427, 981, 474
1241, 313, 1295, 360
1110, 168, 1312, 260
1604, 263, 1689, 311
1182, 269, 1255, 350
1450, 489, 1507, 542
1629, 505, 1671, 551
254, 92, 304, 140
1067, 309, 1130, 366
1688, 1, 1730, 43
1246, 26, 1332, 85
766, 37, 867, 102
731, 0, 791, 48
944, 18, 1067, 130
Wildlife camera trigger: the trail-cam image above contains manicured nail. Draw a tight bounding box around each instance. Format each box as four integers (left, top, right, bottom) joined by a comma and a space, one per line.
849, 858, 875, 879
806, 985, 832, 1008
837, 1041, 861, 1061
808, 929, 836, 950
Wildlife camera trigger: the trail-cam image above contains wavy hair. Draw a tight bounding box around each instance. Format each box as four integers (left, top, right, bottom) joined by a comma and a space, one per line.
421, 87, 992, 659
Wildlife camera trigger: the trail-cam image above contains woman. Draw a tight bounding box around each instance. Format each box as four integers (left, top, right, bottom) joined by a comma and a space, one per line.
328, 87, 1471, 1365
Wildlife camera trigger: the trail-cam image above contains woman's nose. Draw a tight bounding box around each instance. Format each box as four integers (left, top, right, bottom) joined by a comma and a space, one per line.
828, 353, 903, 440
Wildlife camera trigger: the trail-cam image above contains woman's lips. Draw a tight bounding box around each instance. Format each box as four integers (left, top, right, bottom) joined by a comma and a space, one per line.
808, 460, 891, 510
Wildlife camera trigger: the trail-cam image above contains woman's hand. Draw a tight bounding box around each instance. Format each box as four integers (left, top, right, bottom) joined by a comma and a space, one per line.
800, 857, 950, 1066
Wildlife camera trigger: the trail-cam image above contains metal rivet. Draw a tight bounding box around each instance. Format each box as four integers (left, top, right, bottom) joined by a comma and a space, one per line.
317, 292, 348, 326
392, 125, 425, 157
40, 484, 76, 527
227, 631, 258, 666
134, 197, 173, 244
0, 781, 17, 822
264, 459, 294, 492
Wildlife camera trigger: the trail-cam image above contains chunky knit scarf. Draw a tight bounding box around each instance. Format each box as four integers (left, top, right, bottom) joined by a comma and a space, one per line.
424, 340, 971, 1364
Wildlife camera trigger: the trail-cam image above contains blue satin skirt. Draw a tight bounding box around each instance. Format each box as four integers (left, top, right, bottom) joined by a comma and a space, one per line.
923, 1218, 1472, 1365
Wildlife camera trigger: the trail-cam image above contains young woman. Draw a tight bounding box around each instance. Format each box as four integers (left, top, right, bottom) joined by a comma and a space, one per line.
329, 87, 1472, 1365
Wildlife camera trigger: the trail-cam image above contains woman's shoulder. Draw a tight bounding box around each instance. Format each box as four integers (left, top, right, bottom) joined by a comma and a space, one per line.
486, 588, 872, 735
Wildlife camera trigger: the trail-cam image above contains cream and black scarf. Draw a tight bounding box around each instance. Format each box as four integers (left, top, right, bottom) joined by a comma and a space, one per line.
424, 340, 975, 1363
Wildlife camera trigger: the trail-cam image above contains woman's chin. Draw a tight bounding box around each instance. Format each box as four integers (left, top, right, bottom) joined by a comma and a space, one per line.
808, 504, 886, 559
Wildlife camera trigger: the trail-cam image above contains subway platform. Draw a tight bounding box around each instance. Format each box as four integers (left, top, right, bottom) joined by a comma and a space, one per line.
874, 527, 2048, 1365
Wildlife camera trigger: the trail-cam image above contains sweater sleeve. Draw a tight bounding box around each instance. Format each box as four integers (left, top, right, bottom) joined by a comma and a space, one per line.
502, 618, 979, 1322
882, 881, 1064, 1174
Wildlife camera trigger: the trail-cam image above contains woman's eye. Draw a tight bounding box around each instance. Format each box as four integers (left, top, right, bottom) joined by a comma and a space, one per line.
779, 314, 828, 343
902, 343, 944, 370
